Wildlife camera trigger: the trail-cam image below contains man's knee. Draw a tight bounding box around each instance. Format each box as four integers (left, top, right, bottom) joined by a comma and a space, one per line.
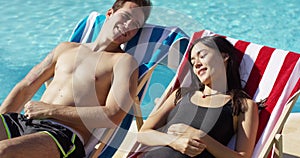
0, 142, 14, 158
0, 120, 8, 141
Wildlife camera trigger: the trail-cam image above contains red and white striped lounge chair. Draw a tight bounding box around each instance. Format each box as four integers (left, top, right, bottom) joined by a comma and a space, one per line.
132, 29, 300, 158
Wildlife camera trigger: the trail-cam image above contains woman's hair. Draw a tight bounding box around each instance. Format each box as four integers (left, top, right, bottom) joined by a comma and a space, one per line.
175, 36, 251, 116
112, 0, 152, 21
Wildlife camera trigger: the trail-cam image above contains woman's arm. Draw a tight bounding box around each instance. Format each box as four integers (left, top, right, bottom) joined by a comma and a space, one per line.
138, 91, 206, 157
203, 99, 258, 158
233, 99, 259, 157
138, 90, 178, 145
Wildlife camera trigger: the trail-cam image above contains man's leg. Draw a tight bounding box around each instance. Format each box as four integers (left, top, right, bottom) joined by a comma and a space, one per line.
0, 120, 8, 141
0, 132, 60, 158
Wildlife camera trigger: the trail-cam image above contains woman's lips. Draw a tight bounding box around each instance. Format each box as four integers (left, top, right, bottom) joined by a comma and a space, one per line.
197, 67, 207, 76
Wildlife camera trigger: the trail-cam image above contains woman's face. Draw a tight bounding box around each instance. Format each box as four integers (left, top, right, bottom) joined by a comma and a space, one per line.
190, 41, 227, 86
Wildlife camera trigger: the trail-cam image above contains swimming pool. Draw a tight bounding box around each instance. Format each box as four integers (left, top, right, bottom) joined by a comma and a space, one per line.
1, 0, 299, 117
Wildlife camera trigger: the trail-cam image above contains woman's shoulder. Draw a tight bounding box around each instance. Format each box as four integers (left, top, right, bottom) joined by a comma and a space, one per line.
243, 98, 259, 115
245, 98, 257, 107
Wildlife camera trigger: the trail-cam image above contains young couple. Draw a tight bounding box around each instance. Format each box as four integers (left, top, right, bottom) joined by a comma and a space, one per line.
0, 0, 258, 157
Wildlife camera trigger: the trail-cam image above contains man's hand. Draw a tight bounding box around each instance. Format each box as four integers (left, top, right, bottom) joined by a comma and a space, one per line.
24, 101, 54, 119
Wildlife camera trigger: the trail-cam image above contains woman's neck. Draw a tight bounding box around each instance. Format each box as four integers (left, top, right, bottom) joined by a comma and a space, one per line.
202, 85, 227, 97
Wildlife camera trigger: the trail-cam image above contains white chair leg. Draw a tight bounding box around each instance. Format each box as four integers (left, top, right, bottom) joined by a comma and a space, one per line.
274, 134, 283, 158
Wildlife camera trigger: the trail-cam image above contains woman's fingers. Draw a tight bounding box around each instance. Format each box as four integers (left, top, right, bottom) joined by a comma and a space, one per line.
168, 123, 188, 133
186, 139, 206, 157
189, 139, 203, 148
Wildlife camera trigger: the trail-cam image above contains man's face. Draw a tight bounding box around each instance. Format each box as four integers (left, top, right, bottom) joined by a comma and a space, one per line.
105, 2, 145, 45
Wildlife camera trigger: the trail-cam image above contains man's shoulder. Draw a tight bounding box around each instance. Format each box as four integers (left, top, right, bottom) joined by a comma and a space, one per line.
117, 53, 137, 64
56, 42, 80, 51
53, 42, 80, 56
117, 52, 135, 59
108, 53, 138, 70
102, 52, 136, 63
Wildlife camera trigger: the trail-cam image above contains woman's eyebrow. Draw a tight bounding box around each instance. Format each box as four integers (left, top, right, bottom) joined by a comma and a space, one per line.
191, 48, 208, 59
198, 49, 207, 53
193, 49, 205, 56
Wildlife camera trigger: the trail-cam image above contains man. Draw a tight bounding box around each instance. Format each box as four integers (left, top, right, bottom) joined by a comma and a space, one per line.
0, 0, 151, 157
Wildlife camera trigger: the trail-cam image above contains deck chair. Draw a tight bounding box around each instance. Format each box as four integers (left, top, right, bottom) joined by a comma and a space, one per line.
68, 11, 189, 158
130, 29, 300, 158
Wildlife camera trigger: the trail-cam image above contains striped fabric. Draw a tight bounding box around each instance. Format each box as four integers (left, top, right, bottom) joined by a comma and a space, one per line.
170, 30, 300, 157
69, 11, 189, 157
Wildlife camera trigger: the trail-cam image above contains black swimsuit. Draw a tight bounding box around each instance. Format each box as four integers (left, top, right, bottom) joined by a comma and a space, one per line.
144, 92, 235, 158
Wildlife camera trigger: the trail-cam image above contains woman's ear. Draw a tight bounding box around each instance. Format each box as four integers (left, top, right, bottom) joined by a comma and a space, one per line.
106, 8, 114, 17
221, 52, 229, 62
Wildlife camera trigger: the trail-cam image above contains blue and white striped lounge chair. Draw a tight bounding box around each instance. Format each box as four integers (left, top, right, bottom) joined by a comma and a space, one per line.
68, 11, 189, 158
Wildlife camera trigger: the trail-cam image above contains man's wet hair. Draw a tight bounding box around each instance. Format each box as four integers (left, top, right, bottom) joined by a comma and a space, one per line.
112, 0, 152, 21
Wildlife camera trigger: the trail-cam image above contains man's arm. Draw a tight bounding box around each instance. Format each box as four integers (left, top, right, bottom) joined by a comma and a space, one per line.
101, 54, 139, 125
0, 44, 63, 113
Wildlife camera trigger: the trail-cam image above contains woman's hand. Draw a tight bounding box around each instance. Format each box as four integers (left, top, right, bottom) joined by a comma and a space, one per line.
24, 101, 55, 119
168, 134, 206, 157
167, 123, 206, 139
168, 123, 207, 157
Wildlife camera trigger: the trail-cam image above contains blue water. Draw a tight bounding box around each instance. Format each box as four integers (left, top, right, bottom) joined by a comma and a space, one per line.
0, 0, 299, 118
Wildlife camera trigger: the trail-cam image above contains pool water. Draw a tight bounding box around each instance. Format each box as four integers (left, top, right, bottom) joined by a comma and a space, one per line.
0, 0, 299, 117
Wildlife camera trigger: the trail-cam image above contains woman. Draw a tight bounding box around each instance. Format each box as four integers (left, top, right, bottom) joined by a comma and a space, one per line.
136, 36, 259, 158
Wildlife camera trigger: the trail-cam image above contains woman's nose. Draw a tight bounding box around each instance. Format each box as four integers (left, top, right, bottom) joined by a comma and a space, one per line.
194, 58, 202, 68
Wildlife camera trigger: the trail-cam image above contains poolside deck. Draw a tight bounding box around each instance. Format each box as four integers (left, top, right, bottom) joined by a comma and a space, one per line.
113, 113, 300, 158
283, 113, 300, 158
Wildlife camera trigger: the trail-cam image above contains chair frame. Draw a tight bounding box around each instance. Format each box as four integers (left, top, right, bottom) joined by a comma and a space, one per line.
129, 29, 300, 158
260, 91, 299, 158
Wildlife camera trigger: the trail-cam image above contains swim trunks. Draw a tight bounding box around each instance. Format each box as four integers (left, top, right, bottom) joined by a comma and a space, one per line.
0, 113, 85, 158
